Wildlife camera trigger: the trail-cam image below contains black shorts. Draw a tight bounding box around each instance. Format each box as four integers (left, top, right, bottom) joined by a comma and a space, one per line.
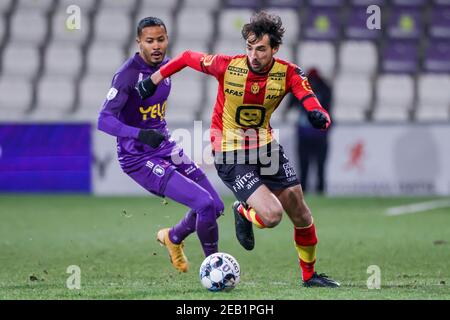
214, 144, 300, 202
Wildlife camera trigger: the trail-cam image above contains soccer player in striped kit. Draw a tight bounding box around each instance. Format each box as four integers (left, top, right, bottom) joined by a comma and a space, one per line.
98, 17, 224, 273
137, 12, 340, 287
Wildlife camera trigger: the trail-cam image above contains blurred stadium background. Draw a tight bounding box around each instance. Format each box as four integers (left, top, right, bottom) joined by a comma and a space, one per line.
0, 0, 449, 196
0, 0, 449, 300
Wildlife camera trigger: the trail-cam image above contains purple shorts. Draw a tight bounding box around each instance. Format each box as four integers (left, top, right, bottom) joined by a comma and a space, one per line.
123, 146, 205, 196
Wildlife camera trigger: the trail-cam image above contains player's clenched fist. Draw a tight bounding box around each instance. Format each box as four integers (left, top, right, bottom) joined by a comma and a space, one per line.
307, 110, 330, 130
136, 76, 157, 100
138, 129, 165, 148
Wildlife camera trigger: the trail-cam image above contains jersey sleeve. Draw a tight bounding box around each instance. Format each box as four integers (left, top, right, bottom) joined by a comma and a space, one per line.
159, 50, 230, 80
286, 64, 330, 116
97, 71, 140, 139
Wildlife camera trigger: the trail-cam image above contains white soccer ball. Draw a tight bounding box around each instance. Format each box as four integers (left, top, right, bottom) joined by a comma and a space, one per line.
199, 252, 240, 292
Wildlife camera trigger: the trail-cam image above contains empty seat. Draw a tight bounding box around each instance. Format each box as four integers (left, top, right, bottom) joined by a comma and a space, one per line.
339, 41, 377, 76
10, 11, 47, 45
303, 7, 340, 41
392, 0, 426, 5
17, 0, 54, 12
100, 0, 137, 13
44, 43, 82, 79
416, 74, 450, 121
138, 0, 178, 10
214, 40, 246, 56
275, 44, 294, 62
297, 41, 335, 81
177, 9, 214, 42
170, 41, 209, 59
345, 6, 383, 41
183, 0, 221, 11
59, 0, 97, 13
333, 75, 372, 122
166, 77, 202, 122
424, 40, 450, 73
349, 0, 386, 4
2, 44, 40, 78
87, 44, 125, 76
263, 8, 300, 44
94, 9, 132, 45
429, 5, 450, 39
31, 77, 76, 120
0, 16, 5, 45
0, 0, 13, 14
200, 78, 219, 122
52, 10, 90, 44
224, 0, 262, 9
373, 74, 414, 122
265, 0, 303, 8
382, 40, 418, 74
387, 7, 422, 40
77, 75, 112, 120
308, 0, 345, 6
219, 9, 254, 41
0, 77, 32, 120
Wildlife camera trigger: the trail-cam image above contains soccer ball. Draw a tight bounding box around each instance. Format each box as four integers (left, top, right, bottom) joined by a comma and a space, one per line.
199, 252, 240, 292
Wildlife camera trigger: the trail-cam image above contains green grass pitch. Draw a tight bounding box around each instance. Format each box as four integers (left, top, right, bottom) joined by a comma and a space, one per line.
0, 195, 448, 300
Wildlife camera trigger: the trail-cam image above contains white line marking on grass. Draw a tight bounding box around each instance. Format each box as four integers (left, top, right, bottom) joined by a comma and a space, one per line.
385, 199, 450, 216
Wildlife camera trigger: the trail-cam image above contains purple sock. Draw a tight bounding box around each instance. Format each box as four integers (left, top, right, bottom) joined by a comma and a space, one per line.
169, 209, 196, 244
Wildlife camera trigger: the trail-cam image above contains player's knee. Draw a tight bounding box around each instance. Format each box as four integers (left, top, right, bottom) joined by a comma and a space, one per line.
214, 198, 225, 218
195, 193, 216, 220
260, 205, 283, 228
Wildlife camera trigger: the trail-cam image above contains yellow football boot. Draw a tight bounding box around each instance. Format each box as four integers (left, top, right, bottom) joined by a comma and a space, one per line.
156, 228, 189, 273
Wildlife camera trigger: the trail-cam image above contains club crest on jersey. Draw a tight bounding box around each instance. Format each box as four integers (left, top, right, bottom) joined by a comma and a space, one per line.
302, 79, 312, 92
106, 87, 118, 101
153, 165, 165, 177
251, 82, 260, 95
201, 54, 216, 66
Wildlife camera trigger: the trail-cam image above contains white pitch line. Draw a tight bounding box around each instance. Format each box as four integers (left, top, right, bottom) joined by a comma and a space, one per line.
385, 199, 450, 216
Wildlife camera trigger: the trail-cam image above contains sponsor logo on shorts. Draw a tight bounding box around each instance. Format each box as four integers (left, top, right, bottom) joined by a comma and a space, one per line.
145, 161, 154, 169
164, 78, 170, 86
283, 163, 296, 179
153, 165, 165, 177
233, 172, 260, 192
185, 165, 197, 176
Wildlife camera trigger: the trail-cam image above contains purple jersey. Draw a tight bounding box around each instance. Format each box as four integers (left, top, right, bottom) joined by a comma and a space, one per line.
98, 53, 177, 172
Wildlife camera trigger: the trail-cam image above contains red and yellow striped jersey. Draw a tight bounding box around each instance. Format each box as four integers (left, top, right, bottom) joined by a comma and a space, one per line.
160, 51, 328, 152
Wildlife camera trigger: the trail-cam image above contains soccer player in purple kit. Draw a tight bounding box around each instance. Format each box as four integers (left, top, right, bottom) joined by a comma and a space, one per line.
97, 17, 224, 273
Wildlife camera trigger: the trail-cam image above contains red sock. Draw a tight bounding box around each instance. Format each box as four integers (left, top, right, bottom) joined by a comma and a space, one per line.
294, 224, 318, 281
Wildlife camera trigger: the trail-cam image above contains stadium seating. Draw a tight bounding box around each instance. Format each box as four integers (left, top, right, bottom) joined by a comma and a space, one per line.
32, 77, 76, 121
10, 11, 47, 46
303, 7, 340, 41
297, 41, 336, 81
373, 74, 415, 122
333, 75, 372, 122
424, 40, 450, 73
416, 74, 450, 121
381, 40, 419, 74
0, 0, 449, 124
429, 6, 450, 39
0, 78, 32, 120
339, 41, 377, 77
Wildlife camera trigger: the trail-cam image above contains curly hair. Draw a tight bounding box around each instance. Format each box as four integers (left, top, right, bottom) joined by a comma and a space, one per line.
241, 11, 285, 48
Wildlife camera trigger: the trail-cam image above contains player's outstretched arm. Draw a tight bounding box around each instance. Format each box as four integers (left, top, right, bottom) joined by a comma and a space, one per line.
136, 50, 227, 100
